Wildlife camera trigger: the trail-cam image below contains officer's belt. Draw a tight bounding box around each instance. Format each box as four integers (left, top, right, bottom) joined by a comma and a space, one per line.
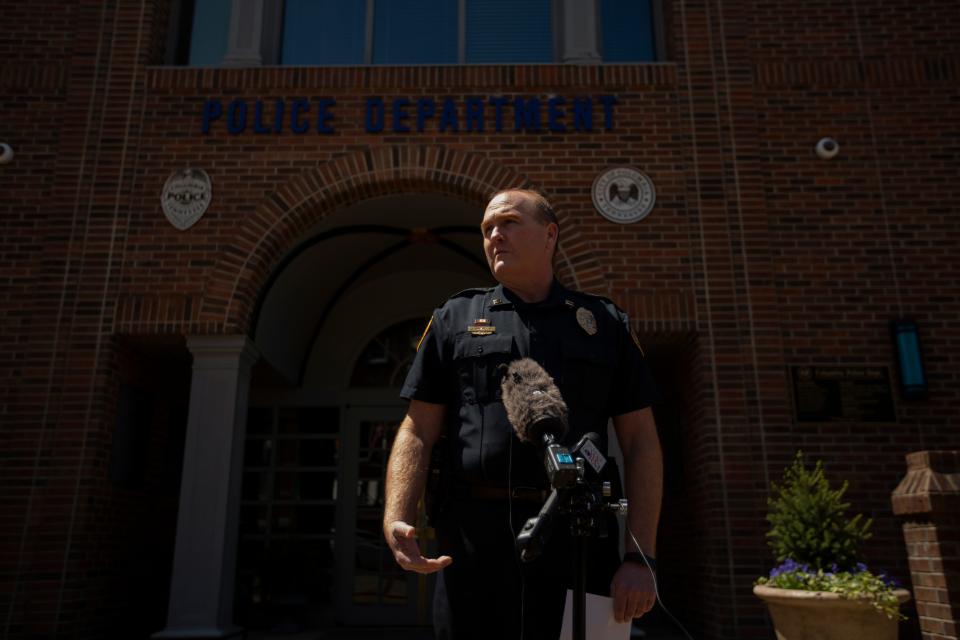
457, 485, 549, 503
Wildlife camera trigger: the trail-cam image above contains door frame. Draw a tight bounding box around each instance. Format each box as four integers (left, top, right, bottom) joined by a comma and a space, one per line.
335, 403, 436, 626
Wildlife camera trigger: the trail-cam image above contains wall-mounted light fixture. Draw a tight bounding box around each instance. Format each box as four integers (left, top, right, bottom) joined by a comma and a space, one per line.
891, 319, 927, 400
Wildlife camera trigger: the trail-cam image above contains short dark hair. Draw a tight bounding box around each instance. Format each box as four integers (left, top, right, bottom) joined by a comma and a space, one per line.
489, 188, 558, 228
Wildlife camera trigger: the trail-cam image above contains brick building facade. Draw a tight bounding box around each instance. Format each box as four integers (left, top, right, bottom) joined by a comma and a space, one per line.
1, 1, 958, 639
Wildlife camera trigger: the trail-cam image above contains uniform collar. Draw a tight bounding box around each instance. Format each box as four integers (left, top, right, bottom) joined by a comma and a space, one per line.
489, 279, 570, 310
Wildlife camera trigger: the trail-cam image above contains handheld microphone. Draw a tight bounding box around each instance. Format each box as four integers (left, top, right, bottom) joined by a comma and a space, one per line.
501, 358, 578, 489
572, 432, 607, 476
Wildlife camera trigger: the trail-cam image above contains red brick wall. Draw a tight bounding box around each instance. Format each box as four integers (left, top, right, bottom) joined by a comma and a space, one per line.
747, 1, 960, 636
2, 0, 958, 637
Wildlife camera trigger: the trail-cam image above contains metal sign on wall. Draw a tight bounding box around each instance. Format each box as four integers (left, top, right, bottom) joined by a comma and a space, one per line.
592, 167, 656, 224
161, 168, 212, 231
790, 366, 896, 423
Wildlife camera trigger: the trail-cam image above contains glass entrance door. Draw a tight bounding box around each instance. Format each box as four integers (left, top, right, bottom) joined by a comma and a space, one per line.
236, 406, 342, 632
336, 405, 437, 626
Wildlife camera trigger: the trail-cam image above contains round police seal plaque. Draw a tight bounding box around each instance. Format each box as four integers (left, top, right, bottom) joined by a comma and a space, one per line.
591, 167, 656, 224
161, 168, 212, 231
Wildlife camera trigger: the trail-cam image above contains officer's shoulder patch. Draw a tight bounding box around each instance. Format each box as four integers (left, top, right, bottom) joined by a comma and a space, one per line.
415, 316, 434, 352
630, 328, 646, 357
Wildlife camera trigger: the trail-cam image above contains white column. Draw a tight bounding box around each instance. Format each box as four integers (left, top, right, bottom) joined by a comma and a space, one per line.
222, 0, 266, 67
153, 336, 259, 639
559, 0, 601, 63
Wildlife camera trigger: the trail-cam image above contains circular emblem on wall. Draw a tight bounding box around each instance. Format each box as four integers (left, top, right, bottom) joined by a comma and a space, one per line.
161, 168, 212, 231
591, 167, 656, 224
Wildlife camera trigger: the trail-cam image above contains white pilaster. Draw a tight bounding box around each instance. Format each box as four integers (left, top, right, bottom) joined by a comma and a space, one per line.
559, 0, 601, 64
222, 0, 266, 67
153, 335, 259, 639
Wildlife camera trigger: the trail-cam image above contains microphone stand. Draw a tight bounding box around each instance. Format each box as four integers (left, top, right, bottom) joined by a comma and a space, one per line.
570, 463, 597, 640
516, 454, 627, 640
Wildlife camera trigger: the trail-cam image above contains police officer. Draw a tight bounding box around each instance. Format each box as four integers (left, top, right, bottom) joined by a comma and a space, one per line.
383, 189, 662, 640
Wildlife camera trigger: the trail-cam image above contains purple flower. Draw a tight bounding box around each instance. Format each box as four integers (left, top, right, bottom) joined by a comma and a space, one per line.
769, 558, 814, 578
879, 572, 901, 588
855, 562, 868, 573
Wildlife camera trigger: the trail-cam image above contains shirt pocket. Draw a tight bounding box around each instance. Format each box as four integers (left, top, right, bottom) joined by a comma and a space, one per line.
560, 340, 615, 411
452, 333, 516, 404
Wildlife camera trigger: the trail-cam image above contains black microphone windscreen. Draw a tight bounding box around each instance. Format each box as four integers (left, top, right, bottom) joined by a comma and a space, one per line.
501, 358, 568, 445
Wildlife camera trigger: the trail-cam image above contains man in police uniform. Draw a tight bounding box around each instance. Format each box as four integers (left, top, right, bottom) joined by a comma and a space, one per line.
383, 189, 662, 640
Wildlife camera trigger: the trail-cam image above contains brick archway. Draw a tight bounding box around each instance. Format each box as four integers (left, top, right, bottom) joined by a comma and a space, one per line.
199, 144, 605, 333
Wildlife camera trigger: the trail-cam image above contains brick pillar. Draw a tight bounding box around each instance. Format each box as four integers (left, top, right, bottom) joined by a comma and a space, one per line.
891, 451, 960, 640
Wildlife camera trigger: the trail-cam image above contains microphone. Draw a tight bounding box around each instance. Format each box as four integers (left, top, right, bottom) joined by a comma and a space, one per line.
572, 432, 607, 476
501, 358, 578, 489
501, 358, 568, 445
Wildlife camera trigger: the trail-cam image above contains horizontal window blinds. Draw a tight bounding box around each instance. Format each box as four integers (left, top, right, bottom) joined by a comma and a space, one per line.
466, 0, 553, 63
282, 0, 366, 65
601, 0, 655, 62
373, 0, 458, 64
189, 0, 232, 66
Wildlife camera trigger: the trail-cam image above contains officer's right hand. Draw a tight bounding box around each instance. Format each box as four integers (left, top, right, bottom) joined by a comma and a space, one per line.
385, 520, 453, 574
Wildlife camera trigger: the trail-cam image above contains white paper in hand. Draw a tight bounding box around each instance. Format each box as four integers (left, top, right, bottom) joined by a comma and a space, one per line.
558, 590, 632, 640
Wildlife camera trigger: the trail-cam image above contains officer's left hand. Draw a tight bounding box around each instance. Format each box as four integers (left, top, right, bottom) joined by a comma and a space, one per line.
610, 561, 656, 623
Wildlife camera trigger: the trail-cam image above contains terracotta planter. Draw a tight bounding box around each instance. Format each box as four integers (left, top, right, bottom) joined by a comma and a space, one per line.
753, 584, 911, 640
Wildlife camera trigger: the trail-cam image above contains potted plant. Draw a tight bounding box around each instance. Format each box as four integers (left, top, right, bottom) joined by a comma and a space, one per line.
753, 452, 911, 640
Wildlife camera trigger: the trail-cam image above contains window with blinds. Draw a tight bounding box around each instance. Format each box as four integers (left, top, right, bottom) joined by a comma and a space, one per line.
601, 0, 656, 62
282, 0, 504, 65
177, 0, 659, 66
464, 0, 554, 64
187, 0, 231, 66
372, 0, 459, 64
282, 0, 367, 65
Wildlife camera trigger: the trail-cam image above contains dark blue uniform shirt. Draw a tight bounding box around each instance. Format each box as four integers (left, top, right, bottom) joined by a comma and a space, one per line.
401, 279, 658, 491
400, 280, 659, 639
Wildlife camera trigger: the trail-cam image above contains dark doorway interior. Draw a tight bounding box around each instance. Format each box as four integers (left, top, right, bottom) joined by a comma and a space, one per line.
633, 339, 696, 640
235, 406, 342, 632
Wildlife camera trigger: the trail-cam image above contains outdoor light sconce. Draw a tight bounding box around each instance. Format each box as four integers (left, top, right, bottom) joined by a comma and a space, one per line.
891, 319, 927, 400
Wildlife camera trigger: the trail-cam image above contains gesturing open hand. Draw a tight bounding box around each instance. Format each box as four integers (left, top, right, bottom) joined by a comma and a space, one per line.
385, 520, 453, 574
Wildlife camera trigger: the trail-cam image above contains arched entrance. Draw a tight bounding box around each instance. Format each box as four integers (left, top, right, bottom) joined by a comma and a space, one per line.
237, 193, 491, 633
150, 148, 698, 639
153, 149, 623, 640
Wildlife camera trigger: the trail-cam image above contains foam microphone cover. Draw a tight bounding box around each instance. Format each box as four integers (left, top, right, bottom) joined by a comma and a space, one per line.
501, 358, 568, 445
